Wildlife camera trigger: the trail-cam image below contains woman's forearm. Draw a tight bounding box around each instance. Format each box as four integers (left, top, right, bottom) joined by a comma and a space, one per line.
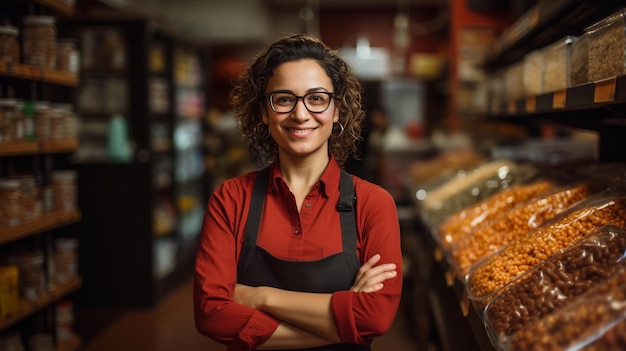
260, 288, 342, 343
256, 320, 333, 350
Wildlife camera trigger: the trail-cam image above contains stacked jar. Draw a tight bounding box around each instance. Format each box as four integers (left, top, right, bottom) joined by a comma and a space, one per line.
34, 101, 51, 142
0, 98, 22, 142
4, 251, 46, 300
18, 175, 41, 223
22, 15, 56, 69
0, 265, 19, 317
0, 178, 23, 226
54, 237, 77, 282
0, 23, 19, 64
55, 299, 75, 343
51, 170, 77, 213
56, 39, 78, 74
50, 103, 75, 141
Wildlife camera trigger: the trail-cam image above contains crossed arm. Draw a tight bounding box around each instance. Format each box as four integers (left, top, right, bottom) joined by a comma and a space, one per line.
233, 254, 398, 349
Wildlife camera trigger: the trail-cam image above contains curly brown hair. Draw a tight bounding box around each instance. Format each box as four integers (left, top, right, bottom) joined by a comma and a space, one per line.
229, 33, 365, 167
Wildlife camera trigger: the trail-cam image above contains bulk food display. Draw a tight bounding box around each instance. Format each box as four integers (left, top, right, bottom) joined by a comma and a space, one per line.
417, 159, 538, 229
467, 190, 626, 303
449, 181, 596, 278
409, 149, 626, 350
483, 225, 626, 348
507, 265, 626, 351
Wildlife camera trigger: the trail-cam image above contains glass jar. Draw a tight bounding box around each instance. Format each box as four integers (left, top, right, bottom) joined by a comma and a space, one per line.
0, 24, 19, 64
22, 15, 56, 69
52, 170, 77, 212
54, 238, 78, 282
0, 265, 19, 317
50, 103, 72, 141
55, 299, 74, 342
18, 175, 41, 223
0, 98, 19, 142
34, 101, 52, 142
56, 38, 79, 74
0, 179, 22, 226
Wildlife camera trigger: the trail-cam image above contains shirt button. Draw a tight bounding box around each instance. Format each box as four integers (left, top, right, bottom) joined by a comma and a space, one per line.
305, 203, 312, 208
294, 229, 300, 235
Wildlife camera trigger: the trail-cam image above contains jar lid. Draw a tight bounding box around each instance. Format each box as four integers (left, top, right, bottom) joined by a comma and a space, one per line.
35, 101, 51, 111
0, 98, 18, 107
52, 170, 77, 181
56, 38, 76, 46
55, 237, 78, 249
0, 25, 19, 36
0, 179, 20, 188
23, 15, 56, 26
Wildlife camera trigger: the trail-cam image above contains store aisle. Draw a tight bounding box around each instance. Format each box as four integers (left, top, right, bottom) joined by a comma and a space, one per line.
79, 274, 418, 351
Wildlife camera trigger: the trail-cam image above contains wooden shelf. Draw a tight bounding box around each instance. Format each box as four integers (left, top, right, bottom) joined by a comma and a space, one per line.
485, 0, 619, 69
0, 142, 39, 156
34, 0, 75, 16
0, 140, 79, 156
0, 276, 82, 331
56, 334, 81, 351
0, 62, 78, 87
0, 211, 81, 245
488, 75, 626, 116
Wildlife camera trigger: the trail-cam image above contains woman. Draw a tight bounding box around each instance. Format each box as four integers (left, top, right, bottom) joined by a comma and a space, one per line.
194, 34, 403, 351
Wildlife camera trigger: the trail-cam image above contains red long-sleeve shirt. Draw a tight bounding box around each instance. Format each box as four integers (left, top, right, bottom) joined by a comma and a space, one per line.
194, 158, 403, 350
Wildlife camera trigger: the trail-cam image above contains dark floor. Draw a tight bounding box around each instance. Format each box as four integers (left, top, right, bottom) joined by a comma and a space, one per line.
76, 274, 419, 351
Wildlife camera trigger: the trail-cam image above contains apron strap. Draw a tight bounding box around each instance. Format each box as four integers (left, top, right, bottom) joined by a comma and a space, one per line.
238, 166, 270, 277
337, 171, 356, 252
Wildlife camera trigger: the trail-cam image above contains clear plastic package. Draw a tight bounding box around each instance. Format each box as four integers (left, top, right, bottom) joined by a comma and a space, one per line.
483, 225, 626, 348
505, 62, 524, 101
449, 181, 595, 277
543, 36, 575, 92
569, 34, 589, 86
586, 8, 626, 82
506, 265, 626, 351
488, 69, 506, 112
466, 189, 626, 302
523, 49, 544, 96
435, 179, 554, 252
419, 160, 537, 231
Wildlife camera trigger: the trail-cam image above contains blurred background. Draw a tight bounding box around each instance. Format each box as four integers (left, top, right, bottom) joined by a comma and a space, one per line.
2, 0, 626, 350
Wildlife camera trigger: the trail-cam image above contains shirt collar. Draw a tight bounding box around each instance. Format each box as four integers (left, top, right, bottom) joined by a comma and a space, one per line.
268, 156, 341, 199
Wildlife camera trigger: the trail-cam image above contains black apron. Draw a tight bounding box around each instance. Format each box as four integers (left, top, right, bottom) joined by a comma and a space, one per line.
237, 166, 371, 351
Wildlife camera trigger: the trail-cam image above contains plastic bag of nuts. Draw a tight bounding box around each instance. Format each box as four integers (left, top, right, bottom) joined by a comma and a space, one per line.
448, 181, 595, 278
466, 189, 626, 303
483, 225, 626, 348
435, 179, 554, 252
506, 265, 626, 351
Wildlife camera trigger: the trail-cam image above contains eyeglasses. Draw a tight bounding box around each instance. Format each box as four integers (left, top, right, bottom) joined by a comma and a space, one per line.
268, 91, 334, 114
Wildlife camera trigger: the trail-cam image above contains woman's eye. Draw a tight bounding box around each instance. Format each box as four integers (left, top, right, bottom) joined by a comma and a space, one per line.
307, 94, 326, 103
274, 95, 294, 105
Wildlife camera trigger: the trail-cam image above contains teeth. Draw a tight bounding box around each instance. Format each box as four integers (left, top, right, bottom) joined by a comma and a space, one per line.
288, 128, 311, 133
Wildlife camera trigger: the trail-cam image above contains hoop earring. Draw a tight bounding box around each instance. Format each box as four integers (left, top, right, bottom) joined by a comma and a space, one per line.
254, 123, 270, 139
334, 122, 345, 137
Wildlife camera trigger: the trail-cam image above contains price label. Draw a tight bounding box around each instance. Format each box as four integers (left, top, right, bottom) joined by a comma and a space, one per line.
433, 247, 443, 262
459, 293, 470, 317
507, 100, 516, 114
445, 269, 455, 287
525, 96, 536, 113
553, 90, 566, 108
594, 78, 616, 103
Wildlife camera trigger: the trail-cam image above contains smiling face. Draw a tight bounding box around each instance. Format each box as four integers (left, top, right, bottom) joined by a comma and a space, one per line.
262, 59, 339, 163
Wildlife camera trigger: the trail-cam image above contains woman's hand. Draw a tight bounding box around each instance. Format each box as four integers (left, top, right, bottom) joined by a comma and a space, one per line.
351, 254, 397, 293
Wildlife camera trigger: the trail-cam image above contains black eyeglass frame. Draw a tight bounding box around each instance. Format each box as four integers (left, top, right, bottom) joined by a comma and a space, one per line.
267, 91, 335, 114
